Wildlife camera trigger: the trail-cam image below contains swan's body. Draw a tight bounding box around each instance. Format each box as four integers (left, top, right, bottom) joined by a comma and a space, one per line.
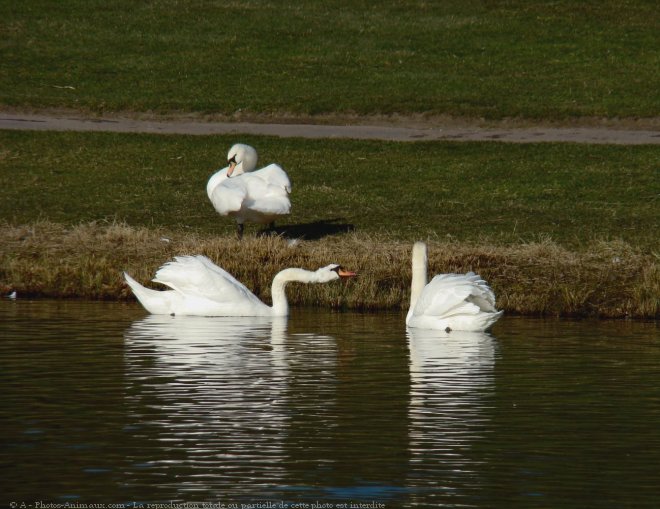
124, 255, 355, 317
207, 143, 291, 237
406, 242, 503, 332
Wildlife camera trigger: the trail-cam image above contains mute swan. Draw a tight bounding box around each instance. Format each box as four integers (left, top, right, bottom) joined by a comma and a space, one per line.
207, 143, 292, 238
124, 255, 355, 317
406, 242, 503, 332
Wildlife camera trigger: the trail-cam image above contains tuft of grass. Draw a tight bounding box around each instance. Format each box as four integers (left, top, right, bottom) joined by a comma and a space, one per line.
0, 1, 658, 120
0, 221, 657, 319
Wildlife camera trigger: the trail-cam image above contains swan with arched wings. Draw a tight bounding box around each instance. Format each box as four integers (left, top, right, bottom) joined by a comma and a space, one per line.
125, 255, 355, 317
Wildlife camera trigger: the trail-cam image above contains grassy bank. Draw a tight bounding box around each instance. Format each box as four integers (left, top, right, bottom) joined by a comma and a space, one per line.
1, 221, 657, 319
1, 130, 657, 318
1, 1, 658, 121
1, 130, 658, 249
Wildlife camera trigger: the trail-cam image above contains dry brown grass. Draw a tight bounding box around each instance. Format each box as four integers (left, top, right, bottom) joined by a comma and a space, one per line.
1, 221, 657, 319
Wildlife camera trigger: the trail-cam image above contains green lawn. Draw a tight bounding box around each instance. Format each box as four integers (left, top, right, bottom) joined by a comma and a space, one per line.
1, 0, 658, 120
1, 130, 658, 251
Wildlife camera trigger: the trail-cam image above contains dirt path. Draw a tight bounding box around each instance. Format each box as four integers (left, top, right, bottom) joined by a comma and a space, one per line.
1, 110, 659, 145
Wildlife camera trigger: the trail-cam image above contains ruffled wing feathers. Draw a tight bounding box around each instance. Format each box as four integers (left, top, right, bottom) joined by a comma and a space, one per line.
413, 272, 498, 318
207, 164, 291, 217
153, 255, 262, 307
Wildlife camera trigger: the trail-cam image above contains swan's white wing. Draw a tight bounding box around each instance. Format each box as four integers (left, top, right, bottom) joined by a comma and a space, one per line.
253, 164, 292, 193
207, 167, 229, 200
413, 272, 496, 318
246, 195, 291, 216
153, 255, 263, 308
243, 176, 291, 215
209, 176, 247, 215
209, 170, 291, 217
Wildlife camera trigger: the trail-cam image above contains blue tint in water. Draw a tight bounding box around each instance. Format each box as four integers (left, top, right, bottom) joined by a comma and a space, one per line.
323, 483, 414, 500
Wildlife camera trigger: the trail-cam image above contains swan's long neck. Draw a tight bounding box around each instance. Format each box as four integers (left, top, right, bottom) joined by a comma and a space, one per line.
410, 242, 428, 312
270, 268, 320, 316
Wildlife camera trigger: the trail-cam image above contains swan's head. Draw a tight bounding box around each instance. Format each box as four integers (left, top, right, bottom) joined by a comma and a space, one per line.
227, 143, 258, 177
316, 264, 358, 283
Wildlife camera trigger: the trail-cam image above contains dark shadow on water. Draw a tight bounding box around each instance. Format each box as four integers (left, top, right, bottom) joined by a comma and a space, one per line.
258, 218, 354, 240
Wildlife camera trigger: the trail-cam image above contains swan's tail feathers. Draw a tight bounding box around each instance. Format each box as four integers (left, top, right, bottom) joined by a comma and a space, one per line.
124, 272, 173, 315
442, 306, 503, 332
480, 309, 504, 331
465, 272, 503, 329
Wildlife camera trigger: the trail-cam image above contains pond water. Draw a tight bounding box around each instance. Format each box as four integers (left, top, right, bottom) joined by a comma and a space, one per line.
2, 300, 659, 508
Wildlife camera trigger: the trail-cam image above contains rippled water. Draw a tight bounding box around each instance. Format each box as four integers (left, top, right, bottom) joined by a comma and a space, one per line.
2, 300, 659, 508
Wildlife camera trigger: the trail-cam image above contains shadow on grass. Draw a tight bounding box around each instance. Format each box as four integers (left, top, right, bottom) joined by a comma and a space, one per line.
259, 218, 354, 240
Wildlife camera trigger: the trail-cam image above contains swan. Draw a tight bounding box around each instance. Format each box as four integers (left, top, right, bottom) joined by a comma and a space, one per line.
124, 254, 355, 317
207, 143, 292, 238
406, 242, 503, 332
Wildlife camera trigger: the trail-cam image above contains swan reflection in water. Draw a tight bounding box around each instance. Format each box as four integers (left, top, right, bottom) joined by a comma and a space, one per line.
406, 327, 497, 502
122, 313, 407, 502
125, 313, 289, 374
123, 314, 295, 496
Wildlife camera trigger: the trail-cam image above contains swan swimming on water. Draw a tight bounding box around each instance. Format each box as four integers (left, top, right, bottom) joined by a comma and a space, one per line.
207, 143, 292, 238
124, 255, 356, 317
406, 242, 503, 332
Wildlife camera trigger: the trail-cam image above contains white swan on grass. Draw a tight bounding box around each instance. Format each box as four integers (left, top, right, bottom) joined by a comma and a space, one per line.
406, 242, 503, 332
207, 143, 292, 238
124, 255, 356, 317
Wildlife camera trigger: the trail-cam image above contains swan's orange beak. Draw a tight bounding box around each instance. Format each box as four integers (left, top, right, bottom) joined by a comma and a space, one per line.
227, 161, 237, 178
338, 268, 357, 278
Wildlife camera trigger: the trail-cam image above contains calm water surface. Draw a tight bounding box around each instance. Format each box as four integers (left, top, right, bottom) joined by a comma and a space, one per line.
2, 300, 659, 508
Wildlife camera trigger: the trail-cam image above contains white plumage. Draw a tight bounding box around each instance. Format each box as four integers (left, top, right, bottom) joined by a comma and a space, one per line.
124, 255, 355, 317
207, 143, 291, 237
406, 242, 503, 332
